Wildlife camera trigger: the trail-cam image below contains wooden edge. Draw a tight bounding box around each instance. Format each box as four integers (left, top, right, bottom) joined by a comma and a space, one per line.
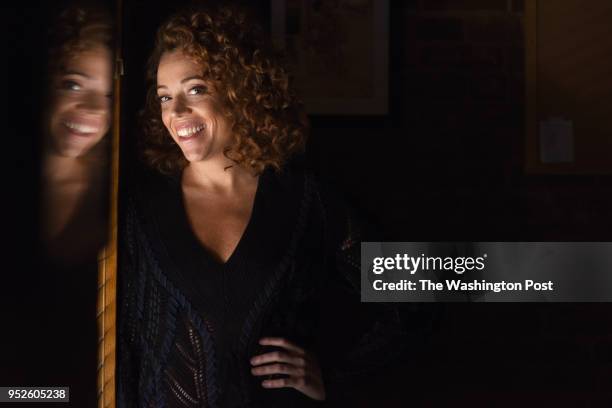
98, 0, 122, 406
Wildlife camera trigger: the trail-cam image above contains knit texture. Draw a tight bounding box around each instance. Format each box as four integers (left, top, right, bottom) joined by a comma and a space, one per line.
117, 164, 407, 407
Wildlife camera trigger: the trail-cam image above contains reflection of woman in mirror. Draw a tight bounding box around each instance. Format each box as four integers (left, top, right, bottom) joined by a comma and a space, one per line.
118, 5, 406, 407
42, 7, 112, 265
36, 6, 114, 406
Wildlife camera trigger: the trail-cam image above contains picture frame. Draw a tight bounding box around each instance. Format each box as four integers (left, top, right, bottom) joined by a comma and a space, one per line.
524, 0, 612, 175
271, 0, 389, 116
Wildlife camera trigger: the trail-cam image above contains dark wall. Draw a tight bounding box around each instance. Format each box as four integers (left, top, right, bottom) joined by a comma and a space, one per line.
2, 0, 611, 406
119, 1, 612, 405
300, 1, 612, 405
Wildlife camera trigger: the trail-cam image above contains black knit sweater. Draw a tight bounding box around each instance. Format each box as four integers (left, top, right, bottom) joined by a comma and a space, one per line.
117, 164, 407, 407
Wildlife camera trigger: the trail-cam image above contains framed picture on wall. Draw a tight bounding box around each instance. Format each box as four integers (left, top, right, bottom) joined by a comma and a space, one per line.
271, 0, 389, 115
524, 0, 612, 174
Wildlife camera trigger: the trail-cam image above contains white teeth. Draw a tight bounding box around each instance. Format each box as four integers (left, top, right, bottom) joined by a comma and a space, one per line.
177, 124, 205, 138
64, 121, 98, 133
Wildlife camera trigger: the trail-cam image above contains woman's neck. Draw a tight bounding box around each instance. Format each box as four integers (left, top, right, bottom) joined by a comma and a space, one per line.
42, 142, 106, 183
43, 153, 89, 183
182, 157, 257, 194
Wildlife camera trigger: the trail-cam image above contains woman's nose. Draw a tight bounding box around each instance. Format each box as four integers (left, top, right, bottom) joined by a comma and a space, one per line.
170, 94, 192, 117
76, 91, 110, 114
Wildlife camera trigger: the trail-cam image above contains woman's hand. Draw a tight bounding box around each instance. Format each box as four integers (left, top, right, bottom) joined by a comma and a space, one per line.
250, 337, 326, 401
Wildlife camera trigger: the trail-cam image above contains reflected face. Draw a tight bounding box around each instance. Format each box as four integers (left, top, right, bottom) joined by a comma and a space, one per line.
156, 50, 232, 163
48, 45, 112, 157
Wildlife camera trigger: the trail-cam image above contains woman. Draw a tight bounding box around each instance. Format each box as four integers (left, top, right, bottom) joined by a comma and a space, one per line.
37, 5, 113, 405
118, 5, 406, 407
42, 6, 112, 265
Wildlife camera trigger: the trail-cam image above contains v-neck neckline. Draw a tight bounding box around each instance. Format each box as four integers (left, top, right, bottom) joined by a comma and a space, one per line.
176, 168, 267, 269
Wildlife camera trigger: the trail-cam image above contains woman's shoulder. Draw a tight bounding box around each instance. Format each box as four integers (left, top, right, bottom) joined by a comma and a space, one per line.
277, 158, 382, 245
273, 157, 340, 201
121, 164, 182, 236
124, 163, 179, 202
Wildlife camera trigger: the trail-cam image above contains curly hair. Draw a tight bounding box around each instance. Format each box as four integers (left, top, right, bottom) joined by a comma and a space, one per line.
141, 5, 308, 175
47, 6, 113, 76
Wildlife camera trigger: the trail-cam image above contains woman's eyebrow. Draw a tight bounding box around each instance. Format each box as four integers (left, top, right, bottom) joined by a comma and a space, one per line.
181, 75, 205, 83
157, 76, 205, 90
62, 70, 92, 79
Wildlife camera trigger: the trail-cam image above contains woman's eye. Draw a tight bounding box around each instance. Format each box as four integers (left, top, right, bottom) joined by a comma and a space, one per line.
158, 95, 171, 103
188, 86, 207, 96
61, 80, 81, 91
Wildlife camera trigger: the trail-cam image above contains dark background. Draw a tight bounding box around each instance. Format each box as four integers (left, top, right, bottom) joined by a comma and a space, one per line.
3, 0, 612, 406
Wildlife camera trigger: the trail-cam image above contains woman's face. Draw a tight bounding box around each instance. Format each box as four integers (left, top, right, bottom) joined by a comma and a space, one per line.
156, 49, 233, 163
48, 45, 112, 157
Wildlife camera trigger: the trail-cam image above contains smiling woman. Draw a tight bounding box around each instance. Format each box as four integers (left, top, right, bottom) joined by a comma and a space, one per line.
47, 46, 112, 157
41, 5, 112, 265
155, 50, 234, 164
46, 8, 113, 159
34, 5, 114, 406
139, 6, 306, 176
118, 4, 407, 408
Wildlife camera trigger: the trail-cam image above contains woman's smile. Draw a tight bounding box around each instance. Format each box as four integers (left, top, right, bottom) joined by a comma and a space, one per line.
157, 49, 233, 163
48, 45, 112, 157
62, 116, 103, 137
174, 121, 206, 141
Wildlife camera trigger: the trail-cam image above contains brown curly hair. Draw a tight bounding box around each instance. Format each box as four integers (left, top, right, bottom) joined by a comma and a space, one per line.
47, 6, 113, 76
141, 5, 308, 175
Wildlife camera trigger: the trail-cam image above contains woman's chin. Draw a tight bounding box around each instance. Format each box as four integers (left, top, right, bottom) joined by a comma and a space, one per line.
181, 149, 207, 163
51, 129, 106, 158
53, 140, 93, 158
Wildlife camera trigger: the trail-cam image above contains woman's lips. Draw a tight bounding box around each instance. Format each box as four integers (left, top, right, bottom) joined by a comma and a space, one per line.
175, 122, 206, 141
62, 120, 100, 137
